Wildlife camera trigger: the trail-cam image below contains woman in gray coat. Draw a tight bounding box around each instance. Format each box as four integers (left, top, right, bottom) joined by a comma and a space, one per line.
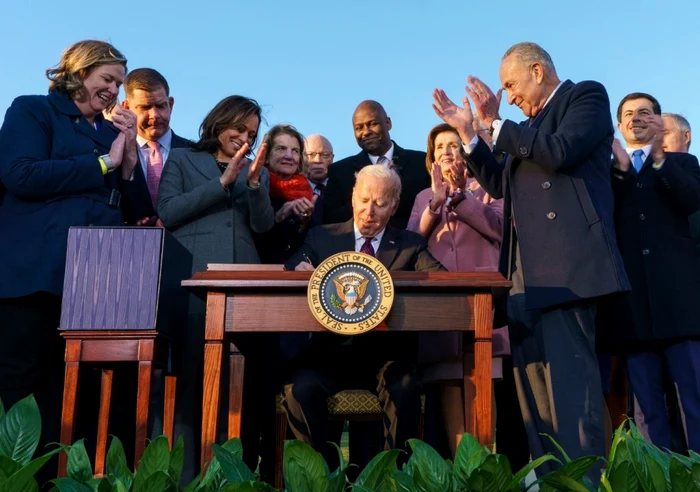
157, 95, 275, 481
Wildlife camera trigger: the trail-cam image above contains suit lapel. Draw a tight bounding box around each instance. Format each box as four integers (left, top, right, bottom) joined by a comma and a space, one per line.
334, 220, 356, 254
376, 226, 400, 269
351, 150, 370, 172
191, 151, 224, 181
638, 154, 655, 174
389, 141, 406, 173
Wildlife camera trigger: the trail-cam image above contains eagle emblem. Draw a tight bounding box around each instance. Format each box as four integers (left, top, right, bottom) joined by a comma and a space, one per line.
331, 272, 373, 315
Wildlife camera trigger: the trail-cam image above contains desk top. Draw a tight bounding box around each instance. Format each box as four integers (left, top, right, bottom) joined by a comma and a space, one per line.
182, 270, 512, 293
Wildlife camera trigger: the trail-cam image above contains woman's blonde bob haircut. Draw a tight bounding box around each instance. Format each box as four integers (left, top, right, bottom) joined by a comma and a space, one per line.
46, 40, 127, 97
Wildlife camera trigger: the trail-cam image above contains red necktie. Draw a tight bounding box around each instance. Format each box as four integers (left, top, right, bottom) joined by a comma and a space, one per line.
360, 237, 375, 257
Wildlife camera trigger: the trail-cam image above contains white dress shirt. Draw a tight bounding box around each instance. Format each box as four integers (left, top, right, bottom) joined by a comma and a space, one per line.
311, 178, 328, 195
353, 223, 385, 253
136, 129, 173, 177
368, 142, 395, 166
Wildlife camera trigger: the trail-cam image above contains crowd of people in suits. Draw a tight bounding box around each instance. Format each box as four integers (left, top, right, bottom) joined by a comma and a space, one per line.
0, 38, 698, 486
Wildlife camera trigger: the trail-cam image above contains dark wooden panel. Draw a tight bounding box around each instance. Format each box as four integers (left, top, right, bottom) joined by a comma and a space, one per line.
227, 292, 474, 333
60, 227, 162, 330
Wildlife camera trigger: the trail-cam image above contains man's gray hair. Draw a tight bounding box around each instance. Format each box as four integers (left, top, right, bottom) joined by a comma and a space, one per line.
663, 113, 692, 150
354, 164, 402, 205
503, 42, 556, 73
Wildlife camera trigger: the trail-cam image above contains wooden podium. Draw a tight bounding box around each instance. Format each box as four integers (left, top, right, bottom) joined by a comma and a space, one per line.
182, 270, 510, 468
58, 227, 191, 475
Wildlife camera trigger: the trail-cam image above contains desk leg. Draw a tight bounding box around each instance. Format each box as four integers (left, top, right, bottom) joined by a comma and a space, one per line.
59, 341, 81, 477
228, 344, 245, 439
201, 341, 223, 467
95, 369, 114, 476
473, 293, 494, 450
135, 360, 153, 466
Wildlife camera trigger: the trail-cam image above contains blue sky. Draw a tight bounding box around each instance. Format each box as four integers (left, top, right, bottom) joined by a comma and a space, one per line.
1, 0, 698, 159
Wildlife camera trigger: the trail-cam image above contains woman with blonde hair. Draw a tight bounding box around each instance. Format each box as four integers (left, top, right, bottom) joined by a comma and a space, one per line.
0, 39, 137, 456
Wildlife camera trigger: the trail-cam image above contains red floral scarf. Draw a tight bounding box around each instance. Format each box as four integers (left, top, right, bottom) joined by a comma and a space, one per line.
268, 170, 313, 201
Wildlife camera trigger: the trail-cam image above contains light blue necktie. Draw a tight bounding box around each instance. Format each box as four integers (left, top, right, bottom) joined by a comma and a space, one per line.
631, 149, 645, 172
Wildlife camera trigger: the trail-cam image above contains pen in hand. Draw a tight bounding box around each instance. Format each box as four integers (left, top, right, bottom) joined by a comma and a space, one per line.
302, 253, 314, 267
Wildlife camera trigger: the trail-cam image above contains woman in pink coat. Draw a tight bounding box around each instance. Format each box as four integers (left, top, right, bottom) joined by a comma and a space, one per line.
407, 122, 507, 457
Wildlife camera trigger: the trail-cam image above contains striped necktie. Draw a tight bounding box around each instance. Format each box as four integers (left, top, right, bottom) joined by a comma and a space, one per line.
360, 237, 375, 257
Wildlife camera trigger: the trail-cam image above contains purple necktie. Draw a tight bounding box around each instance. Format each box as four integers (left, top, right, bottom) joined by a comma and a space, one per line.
360, 237, 375, 257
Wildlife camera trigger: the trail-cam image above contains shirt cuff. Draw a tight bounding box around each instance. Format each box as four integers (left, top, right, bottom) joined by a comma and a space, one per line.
462, 136, 480, 155
491, 119, 503, 144
652, 159, 666, 170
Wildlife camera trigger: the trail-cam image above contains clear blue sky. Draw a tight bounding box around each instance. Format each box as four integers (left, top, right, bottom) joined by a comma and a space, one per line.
1, 0, 698, 159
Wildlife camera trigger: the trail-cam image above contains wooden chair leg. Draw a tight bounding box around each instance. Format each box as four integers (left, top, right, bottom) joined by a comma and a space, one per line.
59, 359, 80, 477
135, 360, 153, 467
163, 374, 177, 449
228, 344, 245, 439
274, 410, 287, 490
94, 369, 114, 476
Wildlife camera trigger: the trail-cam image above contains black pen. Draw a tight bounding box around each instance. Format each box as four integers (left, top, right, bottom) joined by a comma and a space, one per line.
302, 253, 314, 267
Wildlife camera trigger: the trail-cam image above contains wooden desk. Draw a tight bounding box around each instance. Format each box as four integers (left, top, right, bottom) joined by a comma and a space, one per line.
182, 270, 511, 467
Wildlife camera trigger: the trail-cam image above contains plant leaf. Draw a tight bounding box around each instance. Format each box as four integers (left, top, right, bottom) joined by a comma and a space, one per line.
212, 443, 256, 484
465, 454, 512, 492
221, 437, 244, 458
507, 453, 560, 490
110, 479, 128, 492
390, 470, 414, 492
86, 477, 113, 492
0, 455, 22, 480
0, 449, 59, 492
133, 470, 171, 492
283, 440, 329, 492
352, 449, 401, 492
670, 458, 696, 492
67, 440, 93, 483
133, 436, 170, 490
537, 455, 601, 491
607, 461, 643, 492
0, 395, 41, 465
169, 435, 185, 483
540, 433, 572, 464
105, 436, 127, 478
219, 482, 277, 491
644, 453, 667, 492
453, 432, 489, 484
0, 398, 5, 423
408, 439, 457, 492
49, 477, 93, 491
688, 451, 700, 465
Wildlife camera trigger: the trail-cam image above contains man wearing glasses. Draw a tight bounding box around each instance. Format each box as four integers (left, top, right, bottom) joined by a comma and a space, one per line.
304, 134, 334, 227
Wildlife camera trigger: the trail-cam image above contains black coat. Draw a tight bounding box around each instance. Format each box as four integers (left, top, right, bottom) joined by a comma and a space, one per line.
602, 152, 700, 348
466, 80, 630, 311
323, 141, 429, 229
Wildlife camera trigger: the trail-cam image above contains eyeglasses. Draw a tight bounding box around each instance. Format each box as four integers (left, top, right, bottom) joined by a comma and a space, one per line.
304, 152, 334, 159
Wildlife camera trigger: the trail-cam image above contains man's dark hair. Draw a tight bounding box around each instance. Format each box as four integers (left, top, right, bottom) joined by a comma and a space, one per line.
616, 92, 661, 122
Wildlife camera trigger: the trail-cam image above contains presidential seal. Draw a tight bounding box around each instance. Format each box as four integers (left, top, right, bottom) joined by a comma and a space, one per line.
307, 251, 394, 335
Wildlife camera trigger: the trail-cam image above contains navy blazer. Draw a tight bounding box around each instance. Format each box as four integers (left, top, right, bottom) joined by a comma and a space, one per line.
467, 80, 630, 311
604, 152, 700, 347
0, 91, 131, 298
120, 132, 192, 223
323, 141, 429, 229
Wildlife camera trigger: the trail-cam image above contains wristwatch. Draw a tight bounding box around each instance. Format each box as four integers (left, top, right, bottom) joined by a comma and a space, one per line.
489, 119, 503, 137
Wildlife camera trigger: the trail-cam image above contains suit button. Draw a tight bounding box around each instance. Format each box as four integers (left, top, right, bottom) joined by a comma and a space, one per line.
226, 221, 233, 227
285, 244, 291, 251
642, 248, 650, 255
546, 212, 556, 220
542, 181, 551, 189
639, 214, 645, 221
519, 146, 528, 155
636, 183, 643, 189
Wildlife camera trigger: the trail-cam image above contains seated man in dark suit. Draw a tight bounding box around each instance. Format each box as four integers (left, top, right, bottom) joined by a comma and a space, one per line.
120, 68, 192, 225
323, 100, 430, 229
284, 164, 444, 470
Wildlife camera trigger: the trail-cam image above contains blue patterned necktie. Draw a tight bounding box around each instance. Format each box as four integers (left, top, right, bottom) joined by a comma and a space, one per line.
631, 149, 645, 172
360, 237, 375, 257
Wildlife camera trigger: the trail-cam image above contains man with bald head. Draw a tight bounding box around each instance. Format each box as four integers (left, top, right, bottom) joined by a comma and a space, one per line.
323, 100, 429, 228
304, 134, 334, 227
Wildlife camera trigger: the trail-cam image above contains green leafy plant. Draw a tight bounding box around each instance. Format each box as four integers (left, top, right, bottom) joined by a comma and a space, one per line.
0, 395, 61, 491
283, 439, 351, 492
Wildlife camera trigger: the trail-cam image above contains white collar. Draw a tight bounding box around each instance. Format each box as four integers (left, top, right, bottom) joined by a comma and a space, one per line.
353, 223, 386, 246
137, 128, 173, 150
625, 143, 653, 160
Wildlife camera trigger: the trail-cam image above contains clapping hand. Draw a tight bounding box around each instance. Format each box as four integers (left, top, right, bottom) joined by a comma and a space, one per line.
429, 162, 448, 212
646, 115, 666, 165
611, 138, 630, 173
464, 76, 502, 130
247, 143, 268, 188
110, 107, 138, 179
432, 89, 476, 143
220, 143, 251, 188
